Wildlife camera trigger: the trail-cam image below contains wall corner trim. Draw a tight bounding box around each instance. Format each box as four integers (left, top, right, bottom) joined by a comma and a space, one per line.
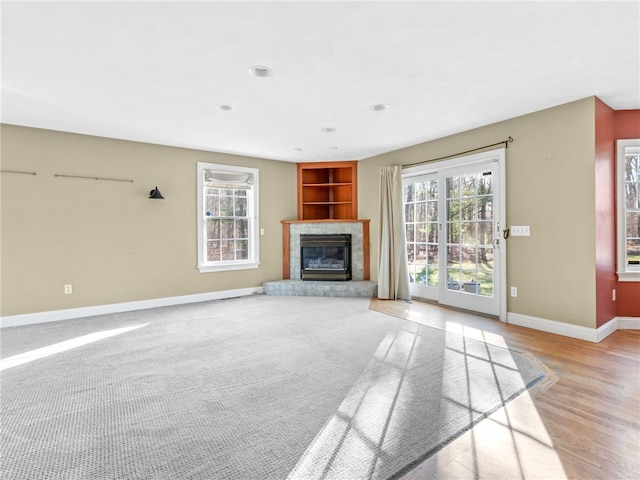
506, 312, 637, 343
0, 287, 264, 328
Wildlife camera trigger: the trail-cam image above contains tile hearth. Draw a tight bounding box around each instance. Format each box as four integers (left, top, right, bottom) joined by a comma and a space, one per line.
263, 280, 378, 298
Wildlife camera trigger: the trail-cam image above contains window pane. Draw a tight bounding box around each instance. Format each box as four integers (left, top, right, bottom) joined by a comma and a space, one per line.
478, 221, 493, 246
235, 219, 248, 239
207, 241, 221, 261
627, 212, 640, 238
405, 223, 415, 243
625, 183, 640, 209
205, 195, 219, 216
447, 268, 461, 289
413, 265, 427, 285
426, 180, 438, 200
236, 240, 249, 260
427, 222, 438, 243
235, 195, 248, 216
627, 239, 640, 265
405, 203, 415, 223
478, 196, 493, 220
416, 223, 427, 242
220, 240, 236, 261
479, 174, 493, 194
447, 200, 460, 220
447, 223, 460, 244
461, 198, 476, 220
447, 246, 461, 266
220, 195, 234, 216
446, 177, 459, 198
415, 182, 427, 202
207, 219, 220, 240
221, 219, 234, 239
404, 184, 415, 203
461, 222, 476, 244
407, 243, 415, 263
427, 201, 438, 221
625, 155, 640, 182
460, 174, 478, 197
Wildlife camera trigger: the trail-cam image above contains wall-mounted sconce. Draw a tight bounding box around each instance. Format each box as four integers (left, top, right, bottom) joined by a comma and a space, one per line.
149, 187, 164, 199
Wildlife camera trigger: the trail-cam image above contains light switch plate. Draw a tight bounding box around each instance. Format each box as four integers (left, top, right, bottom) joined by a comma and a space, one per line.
511, 225, 530, 236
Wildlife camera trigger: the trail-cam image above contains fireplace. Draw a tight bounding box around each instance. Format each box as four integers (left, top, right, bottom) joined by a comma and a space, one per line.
300, 234, 352, 281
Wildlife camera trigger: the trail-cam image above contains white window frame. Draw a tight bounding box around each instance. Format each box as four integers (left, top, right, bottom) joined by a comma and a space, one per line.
197, 162, 260, 273
616, 139, 640, 282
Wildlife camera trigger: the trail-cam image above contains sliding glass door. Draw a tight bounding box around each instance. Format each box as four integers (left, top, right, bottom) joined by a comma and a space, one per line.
403, 150, 505, 318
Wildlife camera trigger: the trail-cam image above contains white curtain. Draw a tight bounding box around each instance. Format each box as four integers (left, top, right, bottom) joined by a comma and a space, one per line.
378, 165, 411, 300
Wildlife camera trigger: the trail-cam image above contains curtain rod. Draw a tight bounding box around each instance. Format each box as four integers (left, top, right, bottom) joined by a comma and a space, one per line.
402, 136, 513, 169
0, 170, 37, 176
54, 174, 134, 183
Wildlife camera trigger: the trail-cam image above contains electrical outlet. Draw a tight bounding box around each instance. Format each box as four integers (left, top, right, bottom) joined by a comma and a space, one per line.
510, 286, 518, 297
64, 284, 73, 295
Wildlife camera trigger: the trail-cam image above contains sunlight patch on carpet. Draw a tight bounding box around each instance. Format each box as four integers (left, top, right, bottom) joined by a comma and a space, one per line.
288, 320, 545, 479
0, 323, 148, 371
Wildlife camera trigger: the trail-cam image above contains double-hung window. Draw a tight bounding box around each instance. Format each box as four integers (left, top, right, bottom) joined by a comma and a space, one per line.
197, 162, 259, 272
617, 139, 640, 281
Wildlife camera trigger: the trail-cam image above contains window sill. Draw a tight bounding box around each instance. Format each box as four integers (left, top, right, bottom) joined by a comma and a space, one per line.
198, 261, 260, 273
617, 271, 640, 282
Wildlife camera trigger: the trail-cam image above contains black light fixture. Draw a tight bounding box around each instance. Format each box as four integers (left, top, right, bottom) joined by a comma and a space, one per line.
149, 187, 164, 199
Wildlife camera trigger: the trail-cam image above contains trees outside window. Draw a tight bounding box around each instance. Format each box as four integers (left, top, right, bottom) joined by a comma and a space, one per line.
197, 163, 259, 272
617, 139, 640, 281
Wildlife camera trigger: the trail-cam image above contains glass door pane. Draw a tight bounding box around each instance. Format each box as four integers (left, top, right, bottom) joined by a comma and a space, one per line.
404, 176, 438, 300
440, 166, 499, 316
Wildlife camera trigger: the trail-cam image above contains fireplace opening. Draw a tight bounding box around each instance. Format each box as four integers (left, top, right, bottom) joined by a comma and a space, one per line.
300, 234, 352, 281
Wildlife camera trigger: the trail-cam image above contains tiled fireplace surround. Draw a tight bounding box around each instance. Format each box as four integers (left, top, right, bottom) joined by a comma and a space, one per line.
263, 220, 378, 297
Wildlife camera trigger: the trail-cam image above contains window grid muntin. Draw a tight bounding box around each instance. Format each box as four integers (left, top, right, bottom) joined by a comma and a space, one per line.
197, 162, 259, 272
204, 186, 250, 263
445, 172, 494, 297
404, 179, 439, 287
624, 150, 640, 267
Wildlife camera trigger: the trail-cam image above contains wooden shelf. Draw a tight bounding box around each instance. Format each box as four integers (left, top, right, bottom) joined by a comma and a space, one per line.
297, 161, 358, 220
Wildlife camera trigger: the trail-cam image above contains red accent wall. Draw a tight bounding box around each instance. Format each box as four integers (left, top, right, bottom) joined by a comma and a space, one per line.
595, 99, 617, 327
615, 109, 640, 317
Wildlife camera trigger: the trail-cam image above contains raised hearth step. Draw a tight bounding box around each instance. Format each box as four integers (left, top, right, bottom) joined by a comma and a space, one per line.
263, 280, 377, 298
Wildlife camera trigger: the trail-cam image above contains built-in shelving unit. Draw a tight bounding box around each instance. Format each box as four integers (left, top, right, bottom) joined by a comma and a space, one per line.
297, 161, 357, 220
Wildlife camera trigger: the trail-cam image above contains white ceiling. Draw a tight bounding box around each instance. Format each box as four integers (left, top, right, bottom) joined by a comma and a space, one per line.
2, 1, 639, 163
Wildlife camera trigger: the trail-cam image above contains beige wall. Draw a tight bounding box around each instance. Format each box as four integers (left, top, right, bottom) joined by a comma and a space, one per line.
2, 98, 600, 328
360, 97, 597, 328
1, 125, 297, 316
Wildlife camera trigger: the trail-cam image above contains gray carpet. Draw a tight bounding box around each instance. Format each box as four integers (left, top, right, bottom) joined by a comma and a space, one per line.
0, 295, 546, 479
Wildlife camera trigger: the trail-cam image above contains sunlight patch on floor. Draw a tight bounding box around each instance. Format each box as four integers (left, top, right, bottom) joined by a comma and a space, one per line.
0, 323, 148, 371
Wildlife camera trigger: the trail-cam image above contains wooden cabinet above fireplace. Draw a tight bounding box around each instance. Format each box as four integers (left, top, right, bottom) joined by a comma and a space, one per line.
297, 161, 358, 220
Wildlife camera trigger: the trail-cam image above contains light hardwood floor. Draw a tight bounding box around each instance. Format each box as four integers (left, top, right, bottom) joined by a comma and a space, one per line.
369, 298, 640, 480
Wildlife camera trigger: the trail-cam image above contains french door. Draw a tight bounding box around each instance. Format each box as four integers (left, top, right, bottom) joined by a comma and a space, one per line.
404, 149, 505, 318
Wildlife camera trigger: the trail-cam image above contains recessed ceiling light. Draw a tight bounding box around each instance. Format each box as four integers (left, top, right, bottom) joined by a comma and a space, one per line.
370, 104, 389, 111
293, 147, 302, 151
248, 65, 273, 78
321, 127, 336, 133
329, 146, 338, 150
217, 104, 234, 111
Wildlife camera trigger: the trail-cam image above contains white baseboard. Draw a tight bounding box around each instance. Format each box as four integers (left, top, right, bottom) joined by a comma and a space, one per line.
0, 287, 264, 328
507, 313, 639, 343
617, 316, 640, 330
